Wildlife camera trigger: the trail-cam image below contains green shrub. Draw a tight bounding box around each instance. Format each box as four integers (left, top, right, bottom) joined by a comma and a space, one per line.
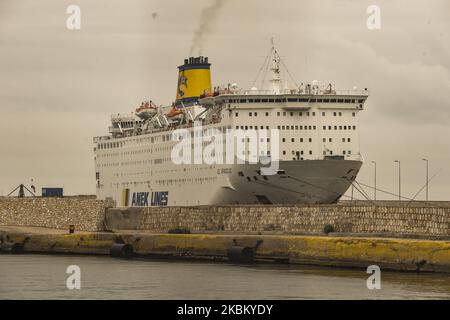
323, 224, 335, 235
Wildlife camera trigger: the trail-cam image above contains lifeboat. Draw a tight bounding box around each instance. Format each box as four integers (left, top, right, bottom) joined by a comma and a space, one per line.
166, 107, 184, 120
135, 101, 158, 120
200, 89, 214, 99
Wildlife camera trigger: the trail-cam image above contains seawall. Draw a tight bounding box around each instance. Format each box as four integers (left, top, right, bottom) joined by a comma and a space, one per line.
1, 197, 449, 238
0, 197, 114, 232
106, 204, 450, 239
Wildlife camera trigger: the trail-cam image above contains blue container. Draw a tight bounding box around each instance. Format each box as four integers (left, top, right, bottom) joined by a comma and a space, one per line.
42, 188, 63, 198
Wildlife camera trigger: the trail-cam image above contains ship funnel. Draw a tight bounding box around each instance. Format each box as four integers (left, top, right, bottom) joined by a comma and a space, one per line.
176, 56, 212, 107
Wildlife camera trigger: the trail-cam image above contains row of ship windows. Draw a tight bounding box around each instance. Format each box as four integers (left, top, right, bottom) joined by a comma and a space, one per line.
235, 125, 357, 131
113, 176, 218, 189
282, 150, 352, 156
226, 98, 364, 104
98, 145, 352, 168
237, 111, 356, 117
281, 138, 352, 143
97, 117, 357, 151
98, 126, 236, 151
98, 147, 354, 169
98, 134, 355, 162
104, 165, 216, 178
156, 177, 217, 187
115, 121, 140, 129
281, 151, 354, 162
98, 145, 174, 157
98, 157, 171, 168
99, 136, 352, 162
229, 149, 354, 159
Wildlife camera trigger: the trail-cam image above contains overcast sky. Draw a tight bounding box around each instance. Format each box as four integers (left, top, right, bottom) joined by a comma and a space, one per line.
0, 0, 449, 200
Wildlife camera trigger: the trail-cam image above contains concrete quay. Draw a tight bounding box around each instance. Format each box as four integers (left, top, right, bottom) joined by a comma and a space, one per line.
1, 226, 449, 273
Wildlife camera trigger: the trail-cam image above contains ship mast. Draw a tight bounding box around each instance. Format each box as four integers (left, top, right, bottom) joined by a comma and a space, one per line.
252, 39, 295, 93
269, 39, 282, 94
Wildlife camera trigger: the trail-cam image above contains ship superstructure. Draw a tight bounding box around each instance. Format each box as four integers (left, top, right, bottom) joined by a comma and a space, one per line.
94, 43, 369, 207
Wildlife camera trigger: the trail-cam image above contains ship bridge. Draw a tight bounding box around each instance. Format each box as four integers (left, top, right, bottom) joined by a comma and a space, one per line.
199, 88, 369, 112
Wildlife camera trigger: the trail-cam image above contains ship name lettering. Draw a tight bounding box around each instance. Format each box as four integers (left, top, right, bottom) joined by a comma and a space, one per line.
131, 192, 149, 207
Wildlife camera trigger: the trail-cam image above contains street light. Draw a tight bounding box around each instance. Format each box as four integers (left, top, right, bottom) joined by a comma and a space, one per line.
394, 160, 401, 201
422, 158, 429, 201
371, 161, 377, 201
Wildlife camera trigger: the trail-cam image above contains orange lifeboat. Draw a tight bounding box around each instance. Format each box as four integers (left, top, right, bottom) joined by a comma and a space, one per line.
135, 101, 158, 120
167, 107, 183, 119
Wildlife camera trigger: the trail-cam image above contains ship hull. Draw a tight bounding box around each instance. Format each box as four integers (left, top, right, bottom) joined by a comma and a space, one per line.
213, 159, 362, 205
99, 160, 362, 207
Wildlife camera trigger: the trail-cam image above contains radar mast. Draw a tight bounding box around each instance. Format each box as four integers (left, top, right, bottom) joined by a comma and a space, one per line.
269, 38, 282, 94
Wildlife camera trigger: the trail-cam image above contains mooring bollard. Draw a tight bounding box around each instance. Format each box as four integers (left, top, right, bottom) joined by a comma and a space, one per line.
109, 243, 134, 259
227, 246, 255, 263
69, 225, 75, 234
0, 242, 24, 254
227, 239, 263, 263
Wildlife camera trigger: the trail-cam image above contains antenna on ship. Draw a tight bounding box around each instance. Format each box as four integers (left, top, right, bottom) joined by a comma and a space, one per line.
269, 38, 282, 94
252, 38, 300, 94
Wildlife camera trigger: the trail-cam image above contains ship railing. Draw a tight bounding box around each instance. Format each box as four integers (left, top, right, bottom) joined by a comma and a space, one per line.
111, 114, 136, 121
219, 88, 369, 97
96, 115, 225, 142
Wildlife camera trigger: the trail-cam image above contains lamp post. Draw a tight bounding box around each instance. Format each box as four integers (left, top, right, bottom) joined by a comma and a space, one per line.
394, 160, 401, 201
422, 158, 429, 201
371, 161, 377, 201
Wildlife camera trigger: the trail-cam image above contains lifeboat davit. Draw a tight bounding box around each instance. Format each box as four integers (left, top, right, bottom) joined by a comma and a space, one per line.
136, 101, 158, 120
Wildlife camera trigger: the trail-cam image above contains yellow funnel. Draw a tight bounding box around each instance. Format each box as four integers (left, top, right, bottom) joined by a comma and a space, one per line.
176, 56, 212, 106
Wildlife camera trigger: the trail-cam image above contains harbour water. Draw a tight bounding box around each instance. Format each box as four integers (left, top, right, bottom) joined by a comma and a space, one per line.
0, 254, 449, 300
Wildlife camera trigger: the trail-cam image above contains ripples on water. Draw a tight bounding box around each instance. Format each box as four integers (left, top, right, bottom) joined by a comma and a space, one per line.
0, 255, 449, 300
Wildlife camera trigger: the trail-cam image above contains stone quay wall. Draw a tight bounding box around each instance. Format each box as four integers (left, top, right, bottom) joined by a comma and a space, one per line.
128, 204, 449, 238
1, 197, 449, 238
0, 197, 114, 232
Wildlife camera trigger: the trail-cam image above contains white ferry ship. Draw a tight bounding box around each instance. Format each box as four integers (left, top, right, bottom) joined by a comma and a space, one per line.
93, 43, 369, 207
